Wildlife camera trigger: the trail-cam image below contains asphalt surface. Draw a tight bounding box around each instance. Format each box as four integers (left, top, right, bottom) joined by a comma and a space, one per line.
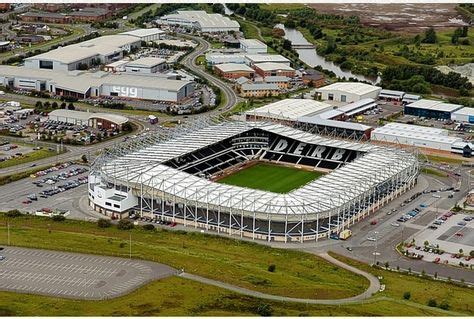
0, 247, 176, 300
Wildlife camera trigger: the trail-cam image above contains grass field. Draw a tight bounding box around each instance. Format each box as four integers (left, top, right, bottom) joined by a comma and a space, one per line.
0, 275, 454, 316
0, 213, 367, 300
0, 149, 58, 169
217, 163, 324, 193
329, 252, 474, 316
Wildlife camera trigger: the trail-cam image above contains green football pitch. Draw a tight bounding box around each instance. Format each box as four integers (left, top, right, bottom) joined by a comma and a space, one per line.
217, 163, 324, 193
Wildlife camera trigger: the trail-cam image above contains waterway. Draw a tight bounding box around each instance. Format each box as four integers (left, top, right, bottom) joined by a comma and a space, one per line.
275, 24, 380, 84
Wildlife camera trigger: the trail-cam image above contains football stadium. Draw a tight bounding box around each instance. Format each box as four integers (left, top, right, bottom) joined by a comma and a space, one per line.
89, 121, 419, 242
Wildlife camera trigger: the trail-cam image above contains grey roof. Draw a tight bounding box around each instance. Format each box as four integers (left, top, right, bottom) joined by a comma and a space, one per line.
406, 99, 463, 113
241, 83, 279, 91
379, 89, 405, 98
240, 38, 267, 48
126, 57, 166, 68
298, 115, 372, 131
317, 82, 382, 96
215, 63, 254, 73
120, 28, 165, 38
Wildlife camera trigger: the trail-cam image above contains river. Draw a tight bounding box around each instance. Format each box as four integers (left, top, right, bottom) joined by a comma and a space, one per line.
275, 24, 380, 84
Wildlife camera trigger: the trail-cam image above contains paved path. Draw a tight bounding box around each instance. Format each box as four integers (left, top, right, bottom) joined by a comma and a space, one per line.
179, 252, 380, 305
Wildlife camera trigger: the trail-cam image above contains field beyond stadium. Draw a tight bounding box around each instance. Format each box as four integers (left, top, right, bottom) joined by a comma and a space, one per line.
217, 162, 324, 193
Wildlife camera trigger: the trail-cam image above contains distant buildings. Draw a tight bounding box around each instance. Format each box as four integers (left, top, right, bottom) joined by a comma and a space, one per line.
124, 57, 167, 74
404, 99, 463, 120
253, 62, 295, 78
239, 39, 267, 54
214, 63, 255, 79
20, 7, 112, 24
316, 82, 382, 103
157, 10, 240, 33
48, 109, 129, 130
302, 69, 325, 88
240, 83, 279, 98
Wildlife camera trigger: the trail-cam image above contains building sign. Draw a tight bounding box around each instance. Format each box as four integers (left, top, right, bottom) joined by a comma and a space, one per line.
112, 86, 138, 98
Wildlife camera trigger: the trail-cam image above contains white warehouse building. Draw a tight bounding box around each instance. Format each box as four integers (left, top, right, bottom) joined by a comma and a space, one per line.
124, 57, 167, 74
317, 82, 382, 103
157, 10, 240, 33
240, 39, 267, 54
451, 107, 474, 124
120, 28, 166, 42
371, 122, 473, 156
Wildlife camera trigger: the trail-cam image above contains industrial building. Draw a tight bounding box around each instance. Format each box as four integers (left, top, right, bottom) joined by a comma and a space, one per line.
451, 107, 474, 124
239, 83, 279, 98
255, 76, 290, 89
245, 99, 333, 122
239, 39, 267, 54
402, 94, 421, 105
124, 57, 167, 74
90, 120, 418, 242
205, 53, 246, 66
371, 122, 472, 156
302, 69, 325, 88
316, 82, 382, 103
48, 109, 129, 130
24, 34, 142, 72
245, 54, 291, 66
253, 62, 295, 78
378, 89, 405, 103
120, 28, 166, 42
214, 63, 255, 79
157, 10, 240, 33
0, 65, 194, 103
404, 99, 463, 120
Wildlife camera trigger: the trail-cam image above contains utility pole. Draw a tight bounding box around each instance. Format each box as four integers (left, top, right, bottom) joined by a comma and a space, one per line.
129, 232, 132, 259
373, 231, 378, 265
7, 221, 10, 246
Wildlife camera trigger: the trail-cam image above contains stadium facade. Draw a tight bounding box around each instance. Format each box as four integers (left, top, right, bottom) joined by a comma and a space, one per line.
89, 121, 419, 242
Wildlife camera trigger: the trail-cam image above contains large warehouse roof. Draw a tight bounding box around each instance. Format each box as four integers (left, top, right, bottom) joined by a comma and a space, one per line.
0, 65, 192, 93
159, 10, 239, 30
126, 57, 166, 68
245, 99, 332, 121
317, 82, 381, 96
254, 62, 294, 72
214, 63, 254, 73
120, 28, 165, 38
372, 122, 461, 144
25, 35, 140, 64
245, 54, 290, 64
49, 109, 128, 125
240, 39, 267, 49
97, 121, 416, 217
406, 99, 463, 113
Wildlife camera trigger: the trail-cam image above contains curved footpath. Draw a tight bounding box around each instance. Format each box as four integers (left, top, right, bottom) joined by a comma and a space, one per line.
179, 252, 380, 305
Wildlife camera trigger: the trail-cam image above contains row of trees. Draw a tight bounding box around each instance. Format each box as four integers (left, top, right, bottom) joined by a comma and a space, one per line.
35, 101, 75, 111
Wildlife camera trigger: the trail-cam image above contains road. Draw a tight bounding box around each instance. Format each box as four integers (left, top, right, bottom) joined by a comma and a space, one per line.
181, 34, 241, 114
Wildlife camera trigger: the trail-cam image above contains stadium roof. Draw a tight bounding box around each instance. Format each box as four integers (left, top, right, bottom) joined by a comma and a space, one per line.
98, 121, 416, 217
214, 63, 254, 73
406, 99, 463, 113
298, 116, 372, 131
317, 82, 381, 96
254, 62, 294, 72
245, 99, 333, 121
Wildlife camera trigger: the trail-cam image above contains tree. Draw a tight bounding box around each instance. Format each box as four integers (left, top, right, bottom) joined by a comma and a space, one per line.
424, 240, 429, 247
384, 261, 389, 269
470, 250, 474, 257
60, 102, 67, 109
427, 299, 437, 307
81, 154, 88, 163
439, 301, 450, 310
256, 303, 273, 316
459, 248, 464, 256
51, 101, 58, 109
282, 39, 292, 51
268, 264, 276, 272
211, 3, 224, 15
422, 27, 437, 44
403, 291, 411, 300
5, 209, 22, 218
121, 122, 133, 132
97, 218, 111, 228
325, 37, 337, 54
286, 19, 296, 29
67, 102, 75, 110
117, 219, 134, 230
35, 101, 43, 108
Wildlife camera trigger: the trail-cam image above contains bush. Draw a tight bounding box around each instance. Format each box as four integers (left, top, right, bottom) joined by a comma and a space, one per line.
142, 224, 155, 231
268, 264, 276, 272
97, 218, 111, 228
427, 299, 437, 307
438, 301, 450, 310
81, 154, 88, 163
255, 303, 273, 316
51, 215, 66, 222
5, 209, 22, 218
117, 219, 134, 230
403, 291, 411, 300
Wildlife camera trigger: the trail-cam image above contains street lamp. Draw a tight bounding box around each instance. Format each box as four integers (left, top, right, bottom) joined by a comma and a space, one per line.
373, 230, 379, 265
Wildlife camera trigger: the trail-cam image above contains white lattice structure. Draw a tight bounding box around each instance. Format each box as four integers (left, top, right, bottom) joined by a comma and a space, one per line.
89, 121, 419, 243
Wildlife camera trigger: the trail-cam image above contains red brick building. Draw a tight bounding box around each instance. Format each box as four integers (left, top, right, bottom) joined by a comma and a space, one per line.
214, 63, 255, 80
253, 62, 295, 78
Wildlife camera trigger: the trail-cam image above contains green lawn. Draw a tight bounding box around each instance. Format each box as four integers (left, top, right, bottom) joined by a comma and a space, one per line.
0, 276, 453, 316
0, 148, 58, 169
0, 213, 367, 300
217, 163, 324, 193
421, 167, 448, 178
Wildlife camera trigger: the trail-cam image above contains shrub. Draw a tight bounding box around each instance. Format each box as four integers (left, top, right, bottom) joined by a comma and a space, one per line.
268, 264, 276, 272
142, 224, 155, 231
256, 303, 273, 316
51, 215, 65, 222
439, 301, 450, 310
81, 154, 88, 163
5, 209, 22, 218
97, 218, 111, 228
117, 219, 134, 230
427, 299, 437, 307
403, 291, 411, 300
119, 242, 126, 248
